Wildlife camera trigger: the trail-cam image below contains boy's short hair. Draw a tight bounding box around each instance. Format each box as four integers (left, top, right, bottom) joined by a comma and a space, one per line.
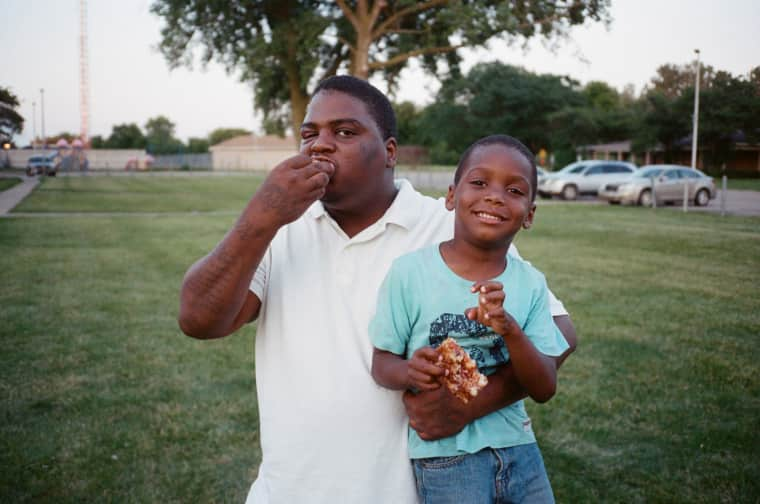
454, 135, 538, 201
313, 75, 397, 141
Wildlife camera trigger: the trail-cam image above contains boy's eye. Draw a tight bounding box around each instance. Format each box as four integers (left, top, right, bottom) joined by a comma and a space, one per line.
336, 129, 355, 138
507, 187, 525, 195
470, 179, 486, 186
300, 130, 317, 140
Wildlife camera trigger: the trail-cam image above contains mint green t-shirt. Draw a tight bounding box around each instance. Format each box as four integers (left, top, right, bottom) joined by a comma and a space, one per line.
369, 243, 569, 459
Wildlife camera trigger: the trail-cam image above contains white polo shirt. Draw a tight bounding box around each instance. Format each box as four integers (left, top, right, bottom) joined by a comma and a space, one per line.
246, 179, 566, 503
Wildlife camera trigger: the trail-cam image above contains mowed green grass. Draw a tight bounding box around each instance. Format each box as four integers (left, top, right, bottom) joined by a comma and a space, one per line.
0, 177, 23, 192
14, 174, 265, 213
2, 175, 759, 502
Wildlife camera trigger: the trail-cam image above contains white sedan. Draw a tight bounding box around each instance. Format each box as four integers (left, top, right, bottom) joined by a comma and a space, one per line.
538, 160, 637, 200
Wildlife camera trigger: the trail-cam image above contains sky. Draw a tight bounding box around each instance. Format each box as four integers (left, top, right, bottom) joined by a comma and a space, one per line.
3, 0, 759, 147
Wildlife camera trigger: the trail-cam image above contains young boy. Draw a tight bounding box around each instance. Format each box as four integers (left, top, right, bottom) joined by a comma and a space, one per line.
369, 134, 568, 503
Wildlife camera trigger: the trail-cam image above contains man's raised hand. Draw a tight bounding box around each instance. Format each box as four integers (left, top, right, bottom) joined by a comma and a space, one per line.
253, 154, 335, 226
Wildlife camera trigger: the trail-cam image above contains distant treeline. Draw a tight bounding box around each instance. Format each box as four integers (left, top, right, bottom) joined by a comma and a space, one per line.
396, 61, 760, 172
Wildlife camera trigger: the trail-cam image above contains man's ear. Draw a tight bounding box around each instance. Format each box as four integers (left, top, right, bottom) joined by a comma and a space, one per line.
522, 203, 537, 229
445, 184, 456, 211
385, 137, 398, 169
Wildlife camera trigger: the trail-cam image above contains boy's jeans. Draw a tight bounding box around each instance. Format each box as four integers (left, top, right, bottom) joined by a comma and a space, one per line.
412, 443, 555, 504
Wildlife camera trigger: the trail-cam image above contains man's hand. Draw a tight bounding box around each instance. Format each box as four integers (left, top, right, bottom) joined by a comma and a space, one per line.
253, 154, 335, 227
465, 281, 518, 337
402, 387, 470, 441
407, 346, 443, 391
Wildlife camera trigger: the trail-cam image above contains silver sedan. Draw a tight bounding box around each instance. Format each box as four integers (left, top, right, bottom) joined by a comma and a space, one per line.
598, 165, 716, 207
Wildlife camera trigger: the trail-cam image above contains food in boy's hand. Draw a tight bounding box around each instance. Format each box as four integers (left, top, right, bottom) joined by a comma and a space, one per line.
436, 338, 488, 403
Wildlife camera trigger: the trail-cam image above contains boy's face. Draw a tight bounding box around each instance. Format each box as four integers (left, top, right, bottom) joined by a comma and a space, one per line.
445, 144, 536, 247
299, 90, 396, 212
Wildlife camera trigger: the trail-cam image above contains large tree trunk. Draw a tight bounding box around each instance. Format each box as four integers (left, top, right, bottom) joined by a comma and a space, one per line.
285, 30, 309, 148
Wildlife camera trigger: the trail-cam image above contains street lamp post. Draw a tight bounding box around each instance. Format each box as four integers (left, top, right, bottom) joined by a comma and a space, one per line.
690, 49, 701, 169
685, 49, 701, 212
32, 101, 37, 149
40, 88, 46, 149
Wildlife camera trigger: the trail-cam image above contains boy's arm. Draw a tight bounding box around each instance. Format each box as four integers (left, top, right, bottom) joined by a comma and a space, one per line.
403, 313, 577, 441
372, 347, 443, 391
178, 155, 333, 340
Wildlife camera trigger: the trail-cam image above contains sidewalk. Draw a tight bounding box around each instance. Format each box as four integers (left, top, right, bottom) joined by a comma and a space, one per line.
0, 173, 39, 215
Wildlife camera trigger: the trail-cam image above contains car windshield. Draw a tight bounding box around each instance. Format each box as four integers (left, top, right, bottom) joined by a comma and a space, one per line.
635, 167, 664, 178
557, 163, 587, 174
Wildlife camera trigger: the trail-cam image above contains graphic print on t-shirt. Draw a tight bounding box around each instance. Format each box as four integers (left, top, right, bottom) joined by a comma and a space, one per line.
428, 313, 508, 372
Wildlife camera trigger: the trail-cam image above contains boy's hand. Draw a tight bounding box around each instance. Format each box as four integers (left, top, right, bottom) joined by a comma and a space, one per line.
253, 154, 335, 227
407, 346, 443, 391
465, 281, 518, 337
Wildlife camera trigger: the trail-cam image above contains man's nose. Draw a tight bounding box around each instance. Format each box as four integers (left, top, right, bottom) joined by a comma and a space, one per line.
309, 131, 336, 153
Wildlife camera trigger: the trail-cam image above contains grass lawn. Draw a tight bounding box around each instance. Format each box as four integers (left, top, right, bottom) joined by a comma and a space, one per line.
728, 178, 760, 191
2, 175, 759, 502
0, 177, 23, 192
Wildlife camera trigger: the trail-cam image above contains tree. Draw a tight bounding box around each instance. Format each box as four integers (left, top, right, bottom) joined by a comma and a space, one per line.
144, 115, 184, 154
646, 62, 716, 99
105, 123, 146, 149
187, 137, 210, 153
416, 62, 583, 163
0, 86, 24, 144
151, 0, 610, 139
90, 135, 106, 149
393, 101, 423, 145
208, 127, 251, 146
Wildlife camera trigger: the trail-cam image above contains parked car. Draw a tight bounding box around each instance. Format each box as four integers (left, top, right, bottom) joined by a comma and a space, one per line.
26, 153, 59, 176
598, 165, 716, 207
537, 160, 637, 200
537, 166, 547, 186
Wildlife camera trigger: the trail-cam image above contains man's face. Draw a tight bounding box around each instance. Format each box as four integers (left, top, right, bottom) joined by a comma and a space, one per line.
445, 144, 536, 248
299, 91, 396, 211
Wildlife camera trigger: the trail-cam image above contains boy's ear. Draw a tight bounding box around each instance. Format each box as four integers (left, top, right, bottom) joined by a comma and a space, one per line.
445, 184, 456, 211
522, 203, 537, 229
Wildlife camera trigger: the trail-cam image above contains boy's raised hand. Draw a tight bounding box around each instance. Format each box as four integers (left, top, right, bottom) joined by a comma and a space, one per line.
253, 154, 335, 227
465, 281, 518, 337
408, 346, 443, 391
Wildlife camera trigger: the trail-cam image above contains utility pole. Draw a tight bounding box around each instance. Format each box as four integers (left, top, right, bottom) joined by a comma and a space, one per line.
40, 88, 46, 148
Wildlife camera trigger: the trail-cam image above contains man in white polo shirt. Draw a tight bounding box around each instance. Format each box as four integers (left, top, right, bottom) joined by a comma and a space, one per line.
178, 76, 576, 503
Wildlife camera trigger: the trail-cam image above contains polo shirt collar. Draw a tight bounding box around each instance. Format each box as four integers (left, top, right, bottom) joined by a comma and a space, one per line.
305, 179, 419, 230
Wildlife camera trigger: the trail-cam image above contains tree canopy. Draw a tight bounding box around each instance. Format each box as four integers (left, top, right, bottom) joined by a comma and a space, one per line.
151, 0, 610, 137
145, 115, 185, 154
0, 86, 24, 144
208, 127, 251, 146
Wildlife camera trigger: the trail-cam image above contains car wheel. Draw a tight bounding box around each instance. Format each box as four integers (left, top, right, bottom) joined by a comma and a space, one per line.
638, 189, 653, 207
561, 185, 578, 200
694, 189, 709, 207
26, 167, 34, 177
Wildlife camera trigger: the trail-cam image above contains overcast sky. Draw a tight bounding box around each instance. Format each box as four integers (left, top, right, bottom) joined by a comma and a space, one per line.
3, 0, 759, 146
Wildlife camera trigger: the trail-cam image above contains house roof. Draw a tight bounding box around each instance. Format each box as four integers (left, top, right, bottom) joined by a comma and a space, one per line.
210, 134, 296, 150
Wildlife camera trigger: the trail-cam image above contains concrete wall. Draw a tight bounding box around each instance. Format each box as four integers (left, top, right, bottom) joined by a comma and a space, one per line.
210, 147, 297, 171
5, 149, 148, 170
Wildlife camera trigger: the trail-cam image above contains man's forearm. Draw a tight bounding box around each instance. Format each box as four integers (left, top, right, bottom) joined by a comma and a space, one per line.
178, 198, 278, 339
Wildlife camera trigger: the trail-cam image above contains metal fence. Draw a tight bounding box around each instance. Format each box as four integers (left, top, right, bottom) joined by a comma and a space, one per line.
150, 153, 211, 170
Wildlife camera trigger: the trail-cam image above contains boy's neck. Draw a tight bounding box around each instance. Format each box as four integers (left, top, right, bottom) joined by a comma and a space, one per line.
439, 238, 512, 281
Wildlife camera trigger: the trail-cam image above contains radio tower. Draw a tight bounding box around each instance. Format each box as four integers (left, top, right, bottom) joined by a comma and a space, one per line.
79, 0, 90, 145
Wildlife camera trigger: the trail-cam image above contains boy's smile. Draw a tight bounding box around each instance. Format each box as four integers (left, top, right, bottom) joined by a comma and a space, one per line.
446, 144, 536, 250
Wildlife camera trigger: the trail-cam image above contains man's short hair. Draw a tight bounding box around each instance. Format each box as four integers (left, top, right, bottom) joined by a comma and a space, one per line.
313, 75, 397, 141
453, 134, 538, 201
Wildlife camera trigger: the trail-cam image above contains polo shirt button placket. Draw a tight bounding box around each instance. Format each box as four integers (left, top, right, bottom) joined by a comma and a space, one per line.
336, 246, 353, 286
